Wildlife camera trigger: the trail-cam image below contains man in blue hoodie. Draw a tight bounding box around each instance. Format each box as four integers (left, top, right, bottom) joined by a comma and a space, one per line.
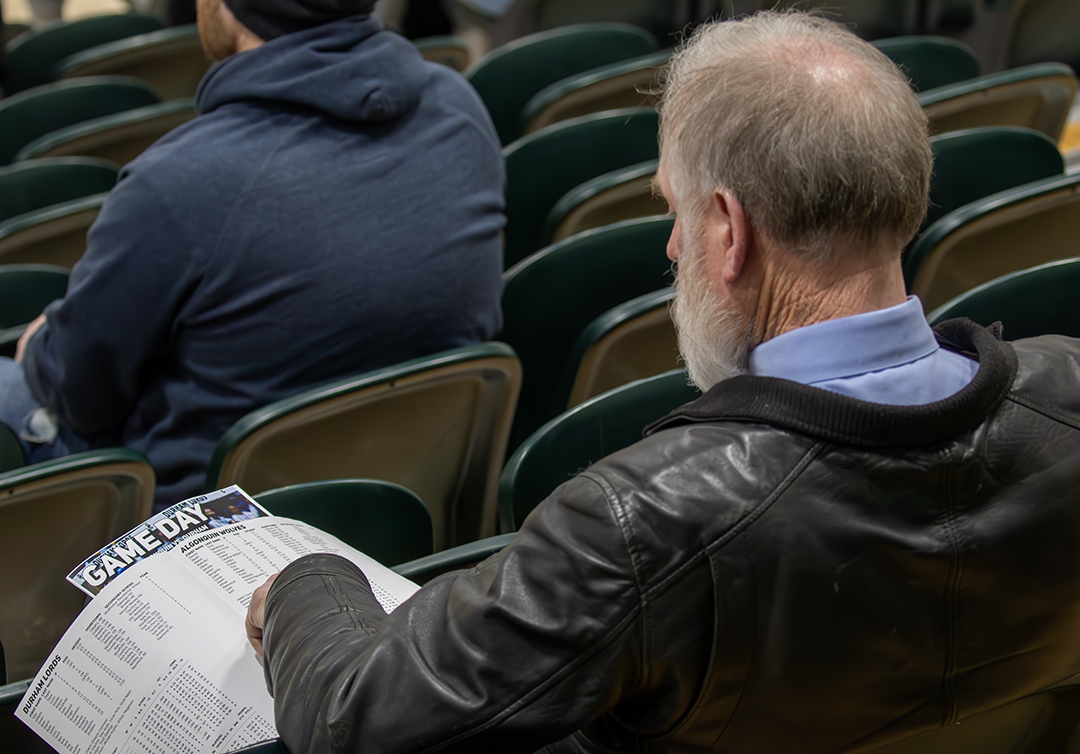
0, 0, 505, 510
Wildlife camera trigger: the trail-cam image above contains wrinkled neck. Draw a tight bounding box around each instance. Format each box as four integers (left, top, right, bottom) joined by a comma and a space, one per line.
750, 245, 908, 345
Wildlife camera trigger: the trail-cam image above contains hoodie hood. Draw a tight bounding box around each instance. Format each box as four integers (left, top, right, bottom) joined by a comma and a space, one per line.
196, 16, 428, 124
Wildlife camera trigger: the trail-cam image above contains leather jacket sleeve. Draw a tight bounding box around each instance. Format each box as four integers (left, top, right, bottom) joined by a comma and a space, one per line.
261, 473, 647, 754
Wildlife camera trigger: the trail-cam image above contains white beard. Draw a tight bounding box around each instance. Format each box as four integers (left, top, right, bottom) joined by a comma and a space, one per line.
669, 219, 755, 392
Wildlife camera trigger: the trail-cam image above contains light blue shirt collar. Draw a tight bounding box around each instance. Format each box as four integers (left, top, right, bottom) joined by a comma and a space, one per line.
749, 297, 939, 384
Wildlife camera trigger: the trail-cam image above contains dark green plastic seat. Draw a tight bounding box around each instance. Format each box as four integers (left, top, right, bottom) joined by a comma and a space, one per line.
501, 216, 674, 451
903, 126, 1066, 287
0, 157, 116, 224
1005, 0, 1080, 74
924, 126, 1064, 232
0, 263, 70, 327
543, 158, 663, 244
520, 49, 671, 135
466, 23, 658, 145
918, 62, 1078, 140
0, 674, 27, 704
0, 449, 154, 682
414, 35, 471, 71
0, 76, 161, 166
15, 99, 197, 164
503, 107, 660, 266
0, 263, 69, 357
0, 423, 25, 476
206, 342, 521, 551
909, 172, 1080, 311
563, 287, 677, 407
927, 257, 1080, 339
3, 13, 164, 94
256, 480, 434, 567
903, 127, 1065, 287
499, 368, 700, 531
393, 532, 515, 585
56, 25, 210, 101
0, 193, 106, 268
873, 35, 980, 92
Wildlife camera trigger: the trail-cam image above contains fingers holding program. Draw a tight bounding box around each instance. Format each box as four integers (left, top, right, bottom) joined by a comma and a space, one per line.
246, 572, 280, 659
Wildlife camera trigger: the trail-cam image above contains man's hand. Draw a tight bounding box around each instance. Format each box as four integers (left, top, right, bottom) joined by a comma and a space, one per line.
246, 572, 280, 659
15, 314, 47, 363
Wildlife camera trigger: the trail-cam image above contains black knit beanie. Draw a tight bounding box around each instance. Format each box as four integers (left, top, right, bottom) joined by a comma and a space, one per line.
222, 0, 376, 40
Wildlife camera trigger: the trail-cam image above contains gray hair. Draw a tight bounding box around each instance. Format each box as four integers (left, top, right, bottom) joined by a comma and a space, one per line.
659, 11, 933, 257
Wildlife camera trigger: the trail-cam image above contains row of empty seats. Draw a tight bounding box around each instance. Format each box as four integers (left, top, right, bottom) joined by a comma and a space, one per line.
2, 79, 1076, 271
3, 15, 1078, 161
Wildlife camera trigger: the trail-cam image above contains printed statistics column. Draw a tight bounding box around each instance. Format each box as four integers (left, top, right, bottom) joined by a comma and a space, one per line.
16, 486, 421, 753
17, 541, 277, 753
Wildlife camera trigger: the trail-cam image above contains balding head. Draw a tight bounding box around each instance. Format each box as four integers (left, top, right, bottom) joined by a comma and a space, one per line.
659, 12, 932, 259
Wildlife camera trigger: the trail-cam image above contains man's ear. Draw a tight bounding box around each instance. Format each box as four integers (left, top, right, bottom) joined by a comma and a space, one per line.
714, 188, 749, 284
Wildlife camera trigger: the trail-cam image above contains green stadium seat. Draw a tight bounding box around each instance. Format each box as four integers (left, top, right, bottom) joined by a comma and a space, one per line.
499, 369, 699, 531
873, 35, 980, 91
503, 107, 659, 266
925, 126, 1064, 232
56, 25, 210, 101
500, 216, 674, 451
3, 13, 164, 94
256, 480, 434, 567
466, 23, 657, 145
521, 49, 670, 134
563, 287, 678, 407
0, 263, 69, 358
927, 257, 1080, 339
0, 678, 53, 749
908, 173, 1080, 311
0, 449, 154, 681
918, 63, 1078, 141
904, 126, 1065, 287
15, 100, 197, 164
393, 532, 515, 585
0, 423, 25, 477
543, 158, 664, 244
205, 343, 521, 550
0, 194, 106, 268
0, 76, 160, 166
0, 157, 116, 225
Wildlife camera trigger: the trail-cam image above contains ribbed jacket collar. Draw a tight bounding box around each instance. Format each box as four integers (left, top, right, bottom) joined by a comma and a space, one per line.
646, 319, 1018, 448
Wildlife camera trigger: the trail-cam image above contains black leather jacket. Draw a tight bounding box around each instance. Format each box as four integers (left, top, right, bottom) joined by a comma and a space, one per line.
262, 320, 1080, 753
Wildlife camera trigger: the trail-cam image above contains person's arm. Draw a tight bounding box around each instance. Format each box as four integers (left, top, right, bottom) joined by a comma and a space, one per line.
256, 472, 646, 754
21, 172, 198, 435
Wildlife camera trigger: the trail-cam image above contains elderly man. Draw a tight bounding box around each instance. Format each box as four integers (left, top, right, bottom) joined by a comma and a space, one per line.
0, 0, 503, 510
246, 11, 1080, 753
